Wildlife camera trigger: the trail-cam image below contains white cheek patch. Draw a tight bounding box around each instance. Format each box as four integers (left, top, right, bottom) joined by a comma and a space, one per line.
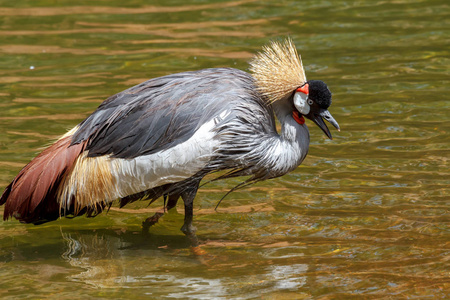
293, 92, 310, 115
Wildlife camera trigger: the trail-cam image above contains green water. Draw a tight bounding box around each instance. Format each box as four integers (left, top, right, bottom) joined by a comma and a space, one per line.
0, 0, 448, 298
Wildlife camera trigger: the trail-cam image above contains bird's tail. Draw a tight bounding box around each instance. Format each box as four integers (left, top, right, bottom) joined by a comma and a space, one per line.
0, 135, 85, 224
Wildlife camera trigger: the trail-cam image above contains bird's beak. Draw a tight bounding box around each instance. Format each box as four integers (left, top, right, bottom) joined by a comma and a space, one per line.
311, 109, 340, 140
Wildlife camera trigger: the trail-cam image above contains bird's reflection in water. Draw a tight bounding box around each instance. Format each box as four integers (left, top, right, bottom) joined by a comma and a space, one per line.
58, 227, 309, 296
59, 226, 192, 288
61, 228, 124, 287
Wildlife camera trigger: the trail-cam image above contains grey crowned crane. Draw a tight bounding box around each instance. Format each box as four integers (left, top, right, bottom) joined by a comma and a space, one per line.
0, 38, 339, 245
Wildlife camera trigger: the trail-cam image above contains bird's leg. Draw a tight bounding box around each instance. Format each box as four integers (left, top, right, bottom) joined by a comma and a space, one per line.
142, 194, 179, 232
180, 183, 201, 249
181, 198, 196, 239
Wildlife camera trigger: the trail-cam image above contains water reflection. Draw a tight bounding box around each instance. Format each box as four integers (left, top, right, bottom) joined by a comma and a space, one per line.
0, 1, 258, 16
58, 226, 309, 297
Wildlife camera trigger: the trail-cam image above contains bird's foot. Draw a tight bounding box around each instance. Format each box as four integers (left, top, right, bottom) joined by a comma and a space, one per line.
181, 223, 200, 248
142, 212, 164, 233
190, 245, 207, 256
181, 223, 197, 235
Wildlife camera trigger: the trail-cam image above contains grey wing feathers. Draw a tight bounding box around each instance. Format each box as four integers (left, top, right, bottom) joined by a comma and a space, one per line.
70, 68, 266, 159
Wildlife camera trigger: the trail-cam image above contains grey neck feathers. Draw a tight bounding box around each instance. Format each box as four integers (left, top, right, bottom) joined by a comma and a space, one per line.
258, 99, 310, 177
272, 98, 309, 144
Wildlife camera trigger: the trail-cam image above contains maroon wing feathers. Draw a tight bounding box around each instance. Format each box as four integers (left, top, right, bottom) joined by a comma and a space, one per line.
0, 136, 85, 224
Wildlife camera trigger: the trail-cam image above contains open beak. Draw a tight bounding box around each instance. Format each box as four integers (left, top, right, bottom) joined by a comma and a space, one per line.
311, 109, 340, 140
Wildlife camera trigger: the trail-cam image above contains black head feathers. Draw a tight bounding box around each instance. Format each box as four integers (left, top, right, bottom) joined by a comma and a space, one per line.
308, 80, 332, 109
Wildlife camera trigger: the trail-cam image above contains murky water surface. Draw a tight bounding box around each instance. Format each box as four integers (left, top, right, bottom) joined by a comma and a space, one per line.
0, 0, 448, 298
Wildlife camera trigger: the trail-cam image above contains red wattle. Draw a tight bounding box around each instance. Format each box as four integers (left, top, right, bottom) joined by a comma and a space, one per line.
292, 111, 305, 125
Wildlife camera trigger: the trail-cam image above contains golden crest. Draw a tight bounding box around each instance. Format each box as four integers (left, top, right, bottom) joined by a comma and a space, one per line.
250, 37, 306, 103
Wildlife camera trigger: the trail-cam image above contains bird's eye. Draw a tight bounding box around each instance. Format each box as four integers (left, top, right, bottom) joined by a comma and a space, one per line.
307, 99, 313, 105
